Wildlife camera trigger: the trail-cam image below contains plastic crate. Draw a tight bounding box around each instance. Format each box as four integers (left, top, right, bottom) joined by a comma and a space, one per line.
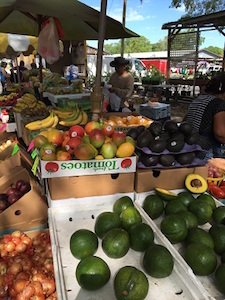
140, 103, 171, 120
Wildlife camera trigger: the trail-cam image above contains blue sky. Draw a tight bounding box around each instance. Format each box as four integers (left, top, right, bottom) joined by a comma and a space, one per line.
80, 0, 224, 50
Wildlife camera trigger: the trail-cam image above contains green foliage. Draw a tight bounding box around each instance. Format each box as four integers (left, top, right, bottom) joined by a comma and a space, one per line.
204, 46, 224, 56
104, 36, 152, 54
170, 0, 225, 16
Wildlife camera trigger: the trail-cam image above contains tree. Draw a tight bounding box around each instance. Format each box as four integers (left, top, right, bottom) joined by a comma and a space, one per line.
204, 46, 223, 56
104, 36, 152, 54
170, 0, 225, 16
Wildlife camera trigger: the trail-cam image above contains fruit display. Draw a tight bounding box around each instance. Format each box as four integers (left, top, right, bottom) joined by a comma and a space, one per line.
102, 114, 152, 128
13, 93, 48, 119
129, 120, 205, 168
0, 137, 16, 152
0, 179, 31, 212
0, 92, 21, 107
32, 122, 135, 161
139, 175, 225, 297
25, 111, 59, 131
47, 80, 83, 95
0, 230, 56, 299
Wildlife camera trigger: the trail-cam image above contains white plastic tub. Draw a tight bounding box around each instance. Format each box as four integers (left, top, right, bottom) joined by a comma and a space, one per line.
135, 189, 224, 300
48, 197, 211, 300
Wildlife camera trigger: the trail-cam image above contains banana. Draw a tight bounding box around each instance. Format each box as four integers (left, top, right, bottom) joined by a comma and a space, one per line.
79, 110, 88, 125
52, 109, 75, 119
25, 112, 55, 131
51, 115, 59, 128
59, 110, 83, 127
59, 109, 80, 122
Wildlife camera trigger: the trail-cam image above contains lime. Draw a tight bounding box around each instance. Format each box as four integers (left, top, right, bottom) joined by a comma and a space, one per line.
197, 193, 216, 210
143, 244, 174, 278
120, 207, 142, 231
212, 206, 225, 225
128, 223, 154, 252
185, 243, 217, 276
215, 263, 225, 295
160, 214, 188, 244
188, 200, 213, 225
102, 228, 130, 258
114, 266, 149, 300
185, 227, 214, 249
176, 210, 198, 230
76, 256, 110, 290
113, 196, 134, 215
176, 191, 195, 207
209, 224, 225, 254
142, 194, 164, 220
70, 229, 98, 260
164, 199, 188, 216
94, 211, 121, 239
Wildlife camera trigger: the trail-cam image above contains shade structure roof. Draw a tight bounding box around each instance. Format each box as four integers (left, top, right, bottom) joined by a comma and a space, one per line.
0, 0, 139, 40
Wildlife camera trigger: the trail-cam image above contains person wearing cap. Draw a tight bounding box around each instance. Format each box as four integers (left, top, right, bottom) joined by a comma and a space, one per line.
186, 73, 225, 160
106, 56, 134, 112
0, 59, 10, 92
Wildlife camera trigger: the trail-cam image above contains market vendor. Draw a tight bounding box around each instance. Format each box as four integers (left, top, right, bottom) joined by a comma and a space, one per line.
105, 56, 134, 112
186, 73, 225, 160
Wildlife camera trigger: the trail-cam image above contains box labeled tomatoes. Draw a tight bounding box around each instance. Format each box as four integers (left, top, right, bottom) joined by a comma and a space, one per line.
39, 156, 137, 178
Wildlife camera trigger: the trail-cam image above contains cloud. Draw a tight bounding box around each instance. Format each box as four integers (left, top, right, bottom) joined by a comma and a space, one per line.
126, 8, 145, 21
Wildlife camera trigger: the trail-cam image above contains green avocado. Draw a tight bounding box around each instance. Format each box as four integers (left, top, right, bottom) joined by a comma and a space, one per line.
185, 173, 208, 194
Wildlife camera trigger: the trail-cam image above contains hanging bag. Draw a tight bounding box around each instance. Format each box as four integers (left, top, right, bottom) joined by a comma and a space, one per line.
37, 17, 61, 64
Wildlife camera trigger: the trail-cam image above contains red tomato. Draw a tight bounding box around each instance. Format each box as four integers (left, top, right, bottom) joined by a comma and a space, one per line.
211, 185, 225, 199
121, 158, 132, 169
207, 182, 216, 192
45, 162, 59, 173
219, 181, 225, 187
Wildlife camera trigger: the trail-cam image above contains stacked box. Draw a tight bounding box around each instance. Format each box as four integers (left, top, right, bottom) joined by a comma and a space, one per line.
140, 103, 171, 120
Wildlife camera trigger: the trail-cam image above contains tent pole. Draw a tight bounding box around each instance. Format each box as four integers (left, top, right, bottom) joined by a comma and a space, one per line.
38, 15, 43, 101
15, 57, 21, 93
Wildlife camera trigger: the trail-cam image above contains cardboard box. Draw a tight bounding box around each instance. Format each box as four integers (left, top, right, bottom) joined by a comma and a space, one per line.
0, 168, 48, 235
0, 143, 21, 177
14, 112, 22, 137
140, 103, 171, 120
47, 172, 135, 200
40, 156, 137, 178
135, 165, 208, 193
21, 120, 31, 146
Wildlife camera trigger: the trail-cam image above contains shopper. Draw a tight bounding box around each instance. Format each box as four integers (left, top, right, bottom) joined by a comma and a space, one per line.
106, 56, 134, 112
186, 73, 225, 160
0, 59, 10, 91
30, 59, 37, 69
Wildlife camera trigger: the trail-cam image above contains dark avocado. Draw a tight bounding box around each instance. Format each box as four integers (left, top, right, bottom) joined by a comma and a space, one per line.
179, 122, 193, 136
170, 131, 185, 142
163, 120, 179, 134
166, 137, 185, 152
185, 131, 200, 145
126, 127, 139, 140
154, 131, 170, 142
176, 152, 196, 165
160, 154, 176, 167
148, 139, 167, 153
135, 148, 145, 159
137, 129, 154, 148
148, 121, 163, 136
140, 154, 160, 167
137, 125, 146, 134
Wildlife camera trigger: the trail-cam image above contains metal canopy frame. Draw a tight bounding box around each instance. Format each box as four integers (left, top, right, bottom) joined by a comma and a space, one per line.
162, 10, 225, 97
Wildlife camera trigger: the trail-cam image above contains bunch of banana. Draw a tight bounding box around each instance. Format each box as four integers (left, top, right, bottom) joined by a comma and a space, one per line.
59, 109, 88, 127
0, 93, 18, 101
52, 108, 76, 119
14, 93, 47, 113
25, 111, 59, 131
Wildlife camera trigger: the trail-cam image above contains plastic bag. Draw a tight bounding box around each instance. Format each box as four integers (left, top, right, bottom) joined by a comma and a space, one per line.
109, 93, 121, 111
37, 17, 61, 65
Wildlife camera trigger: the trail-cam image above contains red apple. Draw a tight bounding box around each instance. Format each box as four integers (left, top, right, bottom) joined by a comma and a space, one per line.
112, 131, 126, 147
85, 121, 101, 134
8, 193, 22, 205
89, 129, 105, 148
65, 136, 83, 154
69, 125, 85, 138
102, 124, 114, 137
0, 194, 8, 211
56, 150, 72, 161
47, 129, 64, 146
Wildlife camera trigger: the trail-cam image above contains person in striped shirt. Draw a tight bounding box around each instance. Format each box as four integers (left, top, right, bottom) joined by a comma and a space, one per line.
186, 73, 225, 160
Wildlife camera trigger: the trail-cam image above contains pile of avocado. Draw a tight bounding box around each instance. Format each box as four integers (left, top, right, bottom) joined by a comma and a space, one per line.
127, 120, 203, 168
